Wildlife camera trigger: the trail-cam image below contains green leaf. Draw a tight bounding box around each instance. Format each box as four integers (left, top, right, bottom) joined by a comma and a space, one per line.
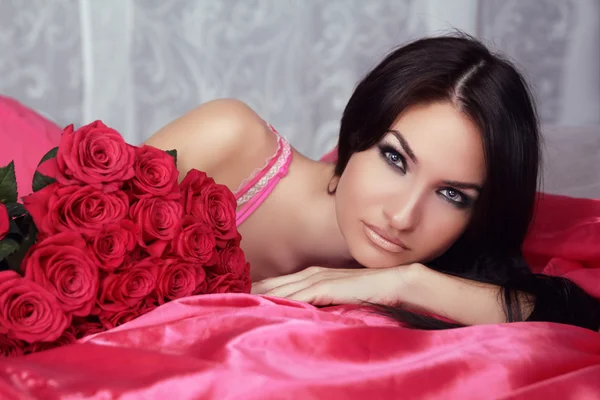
25, 220, 37, 247
37, 147, 59, 167
0, 238, 20, 261
0, 161, 18, 203
8, 218, 22, 237
32, 171, 56, 193
5, 220, 37, 273
6, 202, 26, 218
13, 214, 32, 234
165, 149, 177, 166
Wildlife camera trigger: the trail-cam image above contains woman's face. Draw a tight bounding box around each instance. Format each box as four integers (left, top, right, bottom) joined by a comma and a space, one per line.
334, 101, 486, 268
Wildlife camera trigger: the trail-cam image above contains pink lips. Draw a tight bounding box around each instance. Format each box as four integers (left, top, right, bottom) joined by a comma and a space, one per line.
363, 223, 410, 253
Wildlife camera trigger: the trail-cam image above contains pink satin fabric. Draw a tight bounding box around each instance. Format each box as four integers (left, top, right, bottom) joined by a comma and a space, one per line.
523, 193, 600, 299
0, 95, 62, 196
1, 148, 599, 399
1, 294, 599, 399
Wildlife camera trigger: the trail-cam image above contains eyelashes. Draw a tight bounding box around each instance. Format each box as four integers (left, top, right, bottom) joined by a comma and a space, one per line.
377, 143, 474, 209
437, 188, 473, 209
378, 144, 407, 173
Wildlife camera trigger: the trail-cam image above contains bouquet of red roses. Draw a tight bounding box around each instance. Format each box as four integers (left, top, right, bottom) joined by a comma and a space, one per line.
0, 121, 250, 357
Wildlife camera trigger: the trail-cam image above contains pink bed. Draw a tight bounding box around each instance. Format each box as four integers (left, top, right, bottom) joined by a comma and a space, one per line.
1, 98, 599, 399
0, 293, 599, 399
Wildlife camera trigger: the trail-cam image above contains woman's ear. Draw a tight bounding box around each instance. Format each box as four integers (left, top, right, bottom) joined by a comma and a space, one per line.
328, 175, 340, 194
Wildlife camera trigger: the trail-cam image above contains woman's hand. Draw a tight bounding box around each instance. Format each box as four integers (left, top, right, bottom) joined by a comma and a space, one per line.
253, 264, 520, 325
251, 265, 417, 307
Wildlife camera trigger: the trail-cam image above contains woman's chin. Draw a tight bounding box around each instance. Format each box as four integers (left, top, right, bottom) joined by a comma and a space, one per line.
350, 245, 415, 269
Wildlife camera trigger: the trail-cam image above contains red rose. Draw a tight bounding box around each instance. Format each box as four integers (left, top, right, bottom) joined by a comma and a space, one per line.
96, 258, 158, 313
130, 197, 183, 257
27, 325, 77, 353
22, 232, 99, 317
0, 271, 70, 343
171, 216, 217, 265
89, 220, 137, 272
24, 184, 129, 237
56, 121, 135, 192
130, 145, 180, 199
98, 298, 156, 330
155, 258, 206, 304
215, 246, 247, 275
192, 275, 209, 296
206, 266, 251, 295
0, 204, 9, 240
124, 247, 150, 265
202, 183, 238, 246
0, 334, 25, 357
222, 231, 242, 249
72, 317, 106, 340
98, 308, 138, 330
180, 169, 214, 223
180, 170, 238, 246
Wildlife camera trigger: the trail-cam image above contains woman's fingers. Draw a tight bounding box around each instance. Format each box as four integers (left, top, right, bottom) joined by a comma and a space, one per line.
254, 266, 406, 307
262, 279, 314, 299
284, 284, 333, 306
284, 281, 362, 306
252, 274, 303, 294
251, 266, 328, 294
254, 273, 327, 297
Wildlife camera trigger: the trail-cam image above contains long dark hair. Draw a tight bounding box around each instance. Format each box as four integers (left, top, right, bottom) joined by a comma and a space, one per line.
333, 34, 600, 331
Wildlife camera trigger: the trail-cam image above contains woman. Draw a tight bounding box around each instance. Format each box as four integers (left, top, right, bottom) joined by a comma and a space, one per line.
146, 34, 600, 331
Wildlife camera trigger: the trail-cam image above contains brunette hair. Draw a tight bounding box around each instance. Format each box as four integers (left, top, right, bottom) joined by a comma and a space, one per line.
332, 34, 599, 331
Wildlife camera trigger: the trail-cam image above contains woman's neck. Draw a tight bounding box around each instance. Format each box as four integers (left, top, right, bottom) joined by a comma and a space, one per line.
281, 156, 354, 270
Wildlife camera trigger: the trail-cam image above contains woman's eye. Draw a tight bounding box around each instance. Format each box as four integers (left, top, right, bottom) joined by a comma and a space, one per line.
445, 189, 460, 200
438, 188, 471, 208
387, 152, 400, 163
379, 145, 407, 172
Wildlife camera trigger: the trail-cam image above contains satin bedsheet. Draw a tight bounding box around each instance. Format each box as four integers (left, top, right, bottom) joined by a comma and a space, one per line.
0, 193, 598, 399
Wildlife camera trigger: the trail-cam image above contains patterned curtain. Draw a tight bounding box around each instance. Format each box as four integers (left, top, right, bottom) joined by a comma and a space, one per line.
1, 0, 599, 160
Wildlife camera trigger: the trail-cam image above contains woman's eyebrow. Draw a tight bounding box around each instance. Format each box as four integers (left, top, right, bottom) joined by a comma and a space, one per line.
443, 180, 482, 193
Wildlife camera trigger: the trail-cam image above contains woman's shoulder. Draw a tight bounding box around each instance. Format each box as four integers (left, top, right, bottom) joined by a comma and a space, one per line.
180, 98, 269, 139
145, 98, 279, 190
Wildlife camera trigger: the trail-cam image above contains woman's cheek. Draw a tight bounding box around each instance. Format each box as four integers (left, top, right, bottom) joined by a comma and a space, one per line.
340, 153, 388, 204
419, 208, 471, 259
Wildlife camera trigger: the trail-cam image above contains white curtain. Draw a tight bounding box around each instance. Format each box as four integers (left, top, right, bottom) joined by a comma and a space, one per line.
1, 0, 599, 159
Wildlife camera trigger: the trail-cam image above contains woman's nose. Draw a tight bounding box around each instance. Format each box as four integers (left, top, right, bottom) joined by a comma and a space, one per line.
384, 191, 423, 232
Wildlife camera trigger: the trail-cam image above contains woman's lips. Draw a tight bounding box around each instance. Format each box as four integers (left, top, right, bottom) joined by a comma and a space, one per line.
363, 223, 410, 253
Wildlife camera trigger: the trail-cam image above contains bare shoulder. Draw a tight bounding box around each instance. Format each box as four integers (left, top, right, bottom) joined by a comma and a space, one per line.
145, 98, 278, 190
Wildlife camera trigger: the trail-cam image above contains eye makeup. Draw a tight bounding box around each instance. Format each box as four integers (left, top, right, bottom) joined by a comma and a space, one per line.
378, 142, 407, 174
376, 135, 478, 210
436, 188, 474, 209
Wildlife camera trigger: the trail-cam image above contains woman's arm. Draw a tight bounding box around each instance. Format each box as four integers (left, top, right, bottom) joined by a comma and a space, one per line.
252, 264, 534, 326
398, 264, 534, 325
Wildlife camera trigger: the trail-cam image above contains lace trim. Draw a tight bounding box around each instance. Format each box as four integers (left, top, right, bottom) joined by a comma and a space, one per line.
234, 125, 282, 194
236, 138, 291, 207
